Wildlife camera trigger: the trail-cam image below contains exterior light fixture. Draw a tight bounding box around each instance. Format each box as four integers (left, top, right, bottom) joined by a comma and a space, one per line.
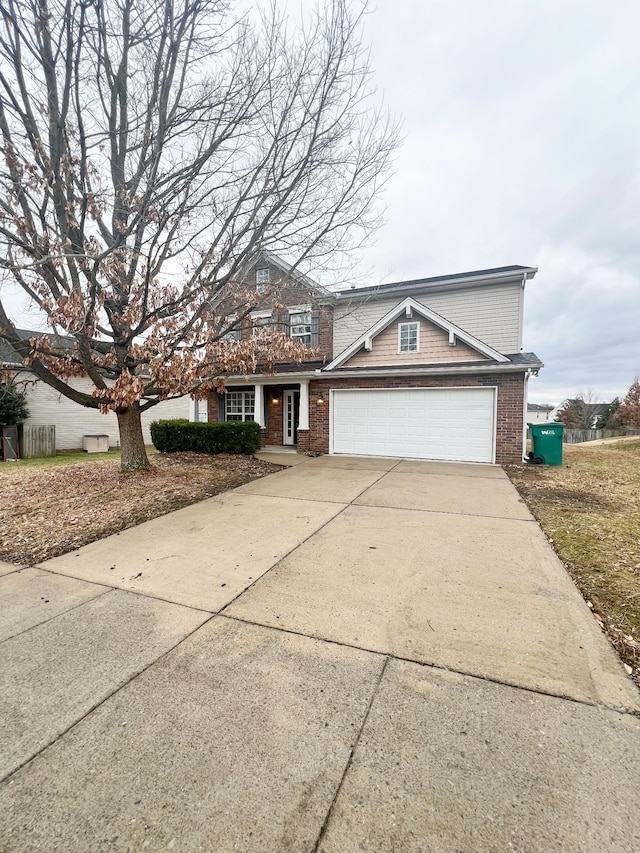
271, 394, 280, 404
317, 394, 325, 405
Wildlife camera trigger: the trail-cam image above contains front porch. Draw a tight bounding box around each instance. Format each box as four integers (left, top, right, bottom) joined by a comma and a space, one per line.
209, 378, 322, 452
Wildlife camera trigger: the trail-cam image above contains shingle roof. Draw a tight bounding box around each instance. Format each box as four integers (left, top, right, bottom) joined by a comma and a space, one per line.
527, 402, 555, 412
329, 352, 544, 373
336, 265, 537, 298
0, 328, 76, 366
506, 352, 544, 367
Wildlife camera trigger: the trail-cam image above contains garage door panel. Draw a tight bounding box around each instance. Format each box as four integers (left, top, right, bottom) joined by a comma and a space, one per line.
332, 388, 495, 463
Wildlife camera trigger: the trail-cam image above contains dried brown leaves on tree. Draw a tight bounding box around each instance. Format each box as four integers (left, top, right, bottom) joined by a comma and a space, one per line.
617, 376, 640, 427
0, 0, 399, 470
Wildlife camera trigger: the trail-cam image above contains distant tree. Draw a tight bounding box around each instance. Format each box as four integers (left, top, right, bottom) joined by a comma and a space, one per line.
595, 398, 621, 429
0, 0, 399, 471
617, 376, 640, 427
0, 377, 29, 426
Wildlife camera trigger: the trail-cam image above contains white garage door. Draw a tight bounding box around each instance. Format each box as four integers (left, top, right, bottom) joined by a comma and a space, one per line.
331, 388, 496, 463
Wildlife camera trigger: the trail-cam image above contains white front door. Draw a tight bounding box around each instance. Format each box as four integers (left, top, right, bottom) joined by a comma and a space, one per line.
283, 390, 297, 445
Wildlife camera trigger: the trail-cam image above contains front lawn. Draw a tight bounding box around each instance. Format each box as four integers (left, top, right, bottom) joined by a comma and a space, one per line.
7, 449, 133, 468
506, 440, 640, 688
0, 452, 282, 565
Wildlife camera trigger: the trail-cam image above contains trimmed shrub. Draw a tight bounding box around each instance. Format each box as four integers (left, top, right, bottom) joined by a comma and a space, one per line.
150, 419, 261, 455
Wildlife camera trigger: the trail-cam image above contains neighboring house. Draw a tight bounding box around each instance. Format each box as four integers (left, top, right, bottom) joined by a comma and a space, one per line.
554, 399, 611, 429
207, 253, 543, 464
0, 331, 193, 451
526, 403, 555, 424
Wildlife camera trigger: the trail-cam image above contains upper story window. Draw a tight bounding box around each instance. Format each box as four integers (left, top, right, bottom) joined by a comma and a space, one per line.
221, 314, 241, 341
255, 268, 270, 288
398, 321, 419, 353
289, 307, 313, 346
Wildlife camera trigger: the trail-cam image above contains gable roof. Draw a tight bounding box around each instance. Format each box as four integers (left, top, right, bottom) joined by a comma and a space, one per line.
335, 265, 537, 301
323, 297, 509, 371
243, 250, 333, 300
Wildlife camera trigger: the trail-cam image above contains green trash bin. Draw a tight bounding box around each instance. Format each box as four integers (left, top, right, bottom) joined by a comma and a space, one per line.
528, 422, 564, 465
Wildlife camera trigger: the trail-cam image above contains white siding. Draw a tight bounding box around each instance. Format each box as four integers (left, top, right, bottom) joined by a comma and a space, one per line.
334, 282, 522, 357
20, 374, 192, 450
526, 407, 552, 424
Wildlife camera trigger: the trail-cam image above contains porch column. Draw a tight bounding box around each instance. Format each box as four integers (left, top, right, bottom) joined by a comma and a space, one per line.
254, 382, 266, 428
298, 379, 310, 431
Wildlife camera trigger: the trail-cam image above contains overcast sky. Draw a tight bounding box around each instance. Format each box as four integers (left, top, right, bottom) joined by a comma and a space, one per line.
3, 1, 639, 408
346, 0, 640, 406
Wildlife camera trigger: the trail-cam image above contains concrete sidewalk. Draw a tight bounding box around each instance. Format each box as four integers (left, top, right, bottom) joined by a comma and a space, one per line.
1, 455, 639, 852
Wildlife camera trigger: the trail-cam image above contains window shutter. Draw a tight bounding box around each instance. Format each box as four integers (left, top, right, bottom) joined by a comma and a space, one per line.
218, 395, 225, 422
310, 311, 320, 347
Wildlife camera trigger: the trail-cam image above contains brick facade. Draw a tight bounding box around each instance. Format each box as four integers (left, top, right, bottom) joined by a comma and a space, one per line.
209, 372, 526, 463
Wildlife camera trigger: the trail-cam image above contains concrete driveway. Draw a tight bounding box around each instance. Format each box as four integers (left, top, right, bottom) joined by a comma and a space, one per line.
1, 455, 639, 852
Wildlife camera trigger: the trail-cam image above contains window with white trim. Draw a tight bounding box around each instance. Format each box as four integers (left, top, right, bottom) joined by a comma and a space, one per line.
221, 314, 241, 341
251, 311, 272, 335
398, 321, 419, 353
225, 390, 255, 421
289, 308, 313, 346
256, 268, 270, 283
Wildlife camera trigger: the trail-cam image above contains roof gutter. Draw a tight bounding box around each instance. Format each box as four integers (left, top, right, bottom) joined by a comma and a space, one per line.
334, 267, 538, 301
317, 361, 544, 380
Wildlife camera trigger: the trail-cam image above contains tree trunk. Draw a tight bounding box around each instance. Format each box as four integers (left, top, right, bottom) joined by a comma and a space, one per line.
116, 403, 150, 472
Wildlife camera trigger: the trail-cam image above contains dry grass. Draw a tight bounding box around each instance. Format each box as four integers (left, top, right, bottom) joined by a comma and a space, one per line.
0, 451, 282, 565
506, 440, 640, 687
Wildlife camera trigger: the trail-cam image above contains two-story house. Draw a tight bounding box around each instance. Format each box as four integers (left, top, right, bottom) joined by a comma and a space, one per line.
207, 252, 543, 465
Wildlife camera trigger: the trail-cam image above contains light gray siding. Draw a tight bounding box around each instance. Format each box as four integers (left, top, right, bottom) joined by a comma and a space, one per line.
19, 374, 192, 451
333, 282, 523, 357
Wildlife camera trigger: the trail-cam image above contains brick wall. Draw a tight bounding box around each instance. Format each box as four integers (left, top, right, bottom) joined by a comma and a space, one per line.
307, 373, 526, 464
208, 385, 287, 446
207, 391, 220, 422
241, 261, 333, 363
264, 390, 284, 445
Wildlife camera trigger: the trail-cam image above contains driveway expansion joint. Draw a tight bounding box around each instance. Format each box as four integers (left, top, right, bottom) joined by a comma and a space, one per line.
0, 583, 114, 645
219, 467, 396, 616
312, 656, 391, 853
221, 613, 639, 717
0, 610, 218, 786
350, 502, 538, 521
34, 565, 218, 615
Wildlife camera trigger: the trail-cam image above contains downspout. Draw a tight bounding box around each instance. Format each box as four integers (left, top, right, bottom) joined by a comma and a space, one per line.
523, 370, 530, 461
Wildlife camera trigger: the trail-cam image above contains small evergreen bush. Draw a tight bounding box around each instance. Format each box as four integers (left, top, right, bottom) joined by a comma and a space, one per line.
150, 419, 261, 455
0, 378, 29, 425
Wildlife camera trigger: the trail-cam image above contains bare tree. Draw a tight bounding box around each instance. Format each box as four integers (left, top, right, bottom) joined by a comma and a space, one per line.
0, 0, 398, 470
